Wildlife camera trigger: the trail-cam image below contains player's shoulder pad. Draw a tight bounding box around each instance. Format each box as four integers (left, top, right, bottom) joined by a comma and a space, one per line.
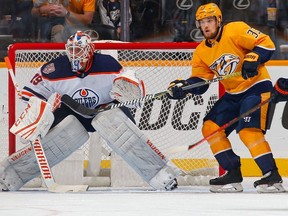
40, 55, 73, 79
89, 53, 123, 73
225, 21, 247, 28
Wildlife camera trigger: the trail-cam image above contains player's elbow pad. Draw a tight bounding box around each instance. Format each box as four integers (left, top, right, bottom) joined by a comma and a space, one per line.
186, 77, 209, 95
253, 47, 274, 63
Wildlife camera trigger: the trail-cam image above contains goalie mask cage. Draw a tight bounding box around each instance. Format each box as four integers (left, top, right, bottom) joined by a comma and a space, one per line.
6, 42, 221, 187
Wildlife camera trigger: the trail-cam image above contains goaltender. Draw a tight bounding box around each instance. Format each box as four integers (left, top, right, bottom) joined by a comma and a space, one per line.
0, 31, 179, 191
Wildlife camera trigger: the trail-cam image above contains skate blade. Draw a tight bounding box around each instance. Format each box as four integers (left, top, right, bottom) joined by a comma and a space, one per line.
256, 183, 286, 193
48, 183, 89, 193
210, 183, 243, 193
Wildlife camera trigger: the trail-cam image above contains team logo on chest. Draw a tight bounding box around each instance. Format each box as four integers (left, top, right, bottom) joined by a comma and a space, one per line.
210, 54, 240, 76
72, 88, 99, 108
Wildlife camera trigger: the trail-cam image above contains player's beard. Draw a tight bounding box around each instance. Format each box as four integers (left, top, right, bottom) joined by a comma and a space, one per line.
203, 28, 219, 40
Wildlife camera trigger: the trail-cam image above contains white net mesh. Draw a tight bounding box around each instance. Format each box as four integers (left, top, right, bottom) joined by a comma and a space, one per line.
6, 42, 220, 186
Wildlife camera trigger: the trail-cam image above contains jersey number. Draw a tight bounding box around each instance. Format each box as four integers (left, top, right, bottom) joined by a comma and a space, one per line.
30, 73, 43, 85
247, 28, 261, 39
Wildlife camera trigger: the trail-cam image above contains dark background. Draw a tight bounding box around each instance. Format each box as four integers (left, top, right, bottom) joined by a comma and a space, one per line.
0, 0, 287, 60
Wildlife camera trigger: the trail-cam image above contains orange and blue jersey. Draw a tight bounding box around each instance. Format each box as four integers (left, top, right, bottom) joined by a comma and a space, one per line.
22, 53, 122, 109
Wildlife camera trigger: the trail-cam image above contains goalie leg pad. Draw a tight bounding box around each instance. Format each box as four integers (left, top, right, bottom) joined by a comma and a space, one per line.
92, 108, 180, 190
0, 115, 89, 191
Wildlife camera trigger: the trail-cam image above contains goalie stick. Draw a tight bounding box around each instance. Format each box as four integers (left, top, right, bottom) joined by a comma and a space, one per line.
169, 96, 274, 153
60, 72, 242, 117
5, 56, 88, 193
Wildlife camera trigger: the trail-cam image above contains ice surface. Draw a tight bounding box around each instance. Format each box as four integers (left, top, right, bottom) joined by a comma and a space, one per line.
1, 177, 288, 216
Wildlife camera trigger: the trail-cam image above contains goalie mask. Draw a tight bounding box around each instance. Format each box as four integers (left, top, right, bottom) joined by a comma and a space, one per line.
195, 3, 222, 29
65, 31, 95, 72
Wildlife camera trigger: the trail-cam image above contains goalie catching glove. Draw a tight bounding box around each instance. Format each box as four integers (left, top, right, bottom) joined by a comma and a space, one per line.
110, 69, 145, 108
10, 96, 54, 142
241, 52, 260, 80
271, 78, 288, 103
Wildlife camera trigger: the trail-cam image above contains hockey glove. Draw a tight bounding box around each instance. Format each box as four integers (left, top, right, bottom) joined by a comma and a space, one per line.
271, 78, 288, 103
241, 52, 260, 80
10, 96, 54, 142
167, 79, 189, 99
110, 69, 145, 108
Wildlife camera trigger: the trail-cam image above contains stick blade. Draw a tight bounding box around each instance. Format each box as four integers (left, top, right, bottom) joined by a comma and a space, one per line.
167, 145, 188, 154
61, 94, 97, 117
48, 183, 89, 193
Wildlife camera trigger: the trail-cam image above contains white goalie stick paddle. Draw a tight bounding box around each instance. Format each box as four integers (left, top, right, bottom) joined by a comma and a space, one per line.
169, 96, 274, 153
32, 138, 88, 193
60, 72, 242, 117
5, 57, 88, 193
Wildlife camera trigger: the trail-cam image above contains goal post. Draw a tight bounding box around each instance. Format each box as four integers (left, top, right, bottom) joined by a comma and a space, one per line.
5, 42, 221, 187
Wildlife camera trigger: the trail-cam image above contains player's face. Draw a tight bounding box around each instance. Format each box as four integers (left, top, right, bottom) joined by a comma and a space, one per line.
198, 16, 218, 39
67, 46, 84, 59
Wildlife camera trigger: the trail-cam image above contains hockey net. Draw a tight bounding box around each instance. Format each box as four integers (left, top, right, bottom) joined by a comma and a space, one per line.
5, 42, 220, 187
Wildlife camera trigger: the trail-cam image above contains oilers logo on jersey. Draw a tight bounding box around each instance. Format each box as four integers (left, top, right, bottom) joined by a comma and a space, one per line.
72, 88, 99, 108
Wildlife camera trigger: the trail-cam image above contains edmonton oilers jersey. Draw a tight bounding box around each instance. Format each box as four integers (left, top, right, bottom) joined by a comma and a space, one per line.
22, 53, 123, 109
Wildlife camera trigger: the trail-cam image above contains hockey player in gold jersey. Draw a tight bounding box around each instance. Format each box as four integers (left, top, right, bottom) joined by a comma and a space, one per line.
167, 3, 285, 193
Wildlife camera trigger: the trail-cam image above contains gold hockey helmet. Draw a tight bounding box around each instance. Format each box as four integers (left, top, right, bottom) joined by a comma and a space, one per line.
195, 3, 222, 21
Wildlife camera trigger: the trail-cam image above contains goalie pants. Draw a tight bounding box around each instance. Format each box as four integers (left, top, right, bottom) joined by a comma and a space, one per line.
51, 102, 135, 132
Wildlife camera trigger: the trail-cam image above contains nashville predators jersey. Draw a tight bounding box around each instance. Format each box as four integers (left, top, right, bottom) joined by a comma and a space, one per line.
192, 21, 275, 94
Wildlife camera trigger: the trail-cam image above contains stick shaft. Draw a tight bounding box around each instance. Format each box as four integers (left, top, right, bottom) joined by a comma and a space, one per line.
188, 97, 272, 150
182, 72, 241, 91
61, 72, 242, 117
5, 57, 21, 93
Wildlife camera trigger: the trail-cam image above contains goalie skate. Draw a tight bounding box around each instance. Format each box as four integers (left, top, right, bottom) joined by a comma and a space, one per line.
254, 170, 286, 193
209, 167, 243, 193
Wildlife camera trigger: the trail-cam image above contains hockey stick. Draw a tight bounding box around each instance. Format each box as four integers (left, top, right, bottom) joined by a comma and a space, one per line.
60, 72, 242, 117
168, 96, 274, 153
5, 57, 88, 193
61, 94, 273, 153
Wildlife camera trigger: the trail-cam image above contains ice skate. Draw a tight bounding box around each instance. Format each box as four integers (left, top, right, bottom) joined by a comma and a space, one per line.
209, 167, 243, 193
165, 178, 178, 191
254, 169, 285, 193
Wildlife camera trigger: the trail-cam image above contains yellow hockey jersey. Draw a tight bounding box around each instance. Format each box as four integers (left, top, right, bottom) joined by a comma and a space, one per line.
192, 21, 275, 94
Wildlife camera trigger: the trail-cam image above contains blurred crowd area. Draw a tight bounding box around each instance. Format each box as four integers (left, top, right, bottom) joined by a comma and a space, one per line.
0, 0, 288, 61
